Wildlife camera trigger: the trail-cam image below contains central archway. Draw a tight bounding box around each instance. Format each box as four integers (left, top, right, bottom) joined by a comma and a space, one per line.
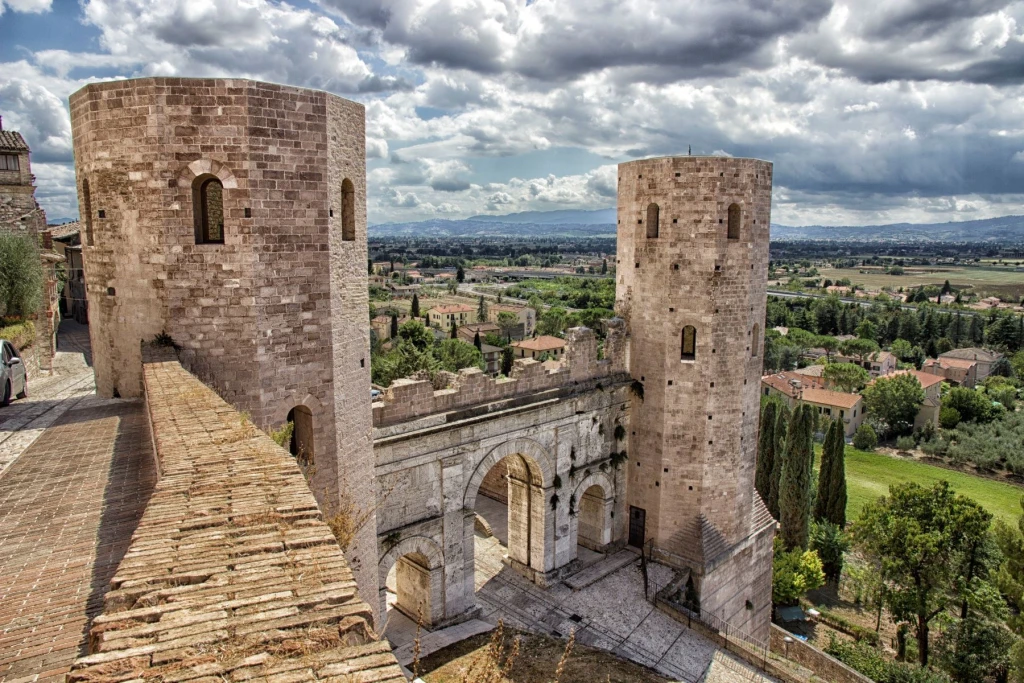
378, 535, 444, 632
464, 438, 554, 584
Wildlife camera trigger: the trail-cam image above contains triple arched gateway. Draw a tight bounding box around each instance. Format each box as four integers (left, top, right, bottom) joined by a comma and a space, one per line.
372, 374, 630, 629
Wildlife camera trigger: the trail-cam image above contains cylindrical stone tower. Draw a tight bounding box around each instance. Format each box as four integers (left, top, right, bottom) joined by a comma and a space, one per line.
616, 156, 775, 638
70, 78, 379, 621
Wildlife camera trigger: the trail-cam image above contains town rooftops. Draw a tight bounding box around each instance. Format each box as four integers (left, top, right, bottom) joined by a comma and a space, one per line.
48, 221, 81, 240
480, 343, 502, 355
0, 128, 29, 153
510, 335, 566, 352
924, 356, 977, 370
430, 304, 475, 314
889, 369, 945, 390
800, 387, 863, 410
940, 347, 1003, 363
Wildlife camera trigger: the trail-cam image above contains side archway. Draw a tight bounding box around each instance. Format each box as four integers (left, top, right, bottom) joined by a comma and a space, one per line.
378, 536, 445, 628
571, 471, 616, 552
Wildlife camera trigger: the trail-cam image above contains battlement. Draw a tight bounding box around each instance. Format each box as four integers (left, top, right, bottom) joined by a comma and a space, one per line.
373, 320, 628, 427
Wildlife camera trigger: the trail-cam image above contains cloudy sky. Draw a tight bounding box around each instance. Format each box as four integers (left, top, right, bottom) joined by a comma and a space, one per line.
2, 0, 1024, 226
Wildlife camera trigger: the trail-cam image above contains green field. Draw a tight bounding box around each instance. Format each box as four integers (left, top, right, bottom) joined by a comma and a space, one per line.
836, 446, 1024, 526
817, 266, 1024, 299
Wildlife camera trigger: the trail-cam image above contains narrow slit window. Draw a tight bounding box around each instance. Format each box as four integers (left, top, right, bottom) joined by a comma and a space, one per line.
341, 178, 355, 241
82, 178, 94, 247
681, 325, 696, 361
193, 175, 225, 244
646, 203, 660, 238
727, 203, 741, 239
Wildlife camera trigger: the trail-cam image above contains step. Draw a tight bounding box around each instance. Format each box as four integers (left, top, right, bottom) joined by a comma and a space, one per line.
564, 549, 640, 591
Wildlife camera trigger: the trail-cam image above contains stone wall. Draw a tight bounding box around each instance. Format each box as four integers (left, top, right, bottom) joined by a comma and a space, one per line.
770, 625, 872, 683
67, 348, 402, 682
69, 77, 379, 618
372, 322, 627, 427
616, 156, 774, 636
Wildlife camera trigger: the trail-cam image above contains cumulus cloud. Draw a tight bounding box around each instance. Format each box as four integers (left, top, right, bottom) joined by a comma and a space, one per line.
0, 0, 52, 14
6, 0, 1024, 226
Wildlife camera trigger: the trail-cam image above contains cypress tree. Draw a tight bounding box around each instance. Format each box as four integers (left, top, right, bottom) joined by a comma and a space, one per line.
767, 406, 788, 520
450, 320, 458, 339
473, 330, 482, 351
411, 293, 420, 318
826, 424, 848, 528
755, 401, 777, 504
478, 295, 488, 323
780, 404, 814, 551
390, 313, 398, 339
814, 418, 842, 523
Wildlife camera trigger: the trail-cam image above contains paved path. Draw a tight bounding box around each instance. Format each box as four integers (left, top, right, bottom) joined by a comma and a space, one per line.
0, 322, 96, 479
0, 323, 157, 682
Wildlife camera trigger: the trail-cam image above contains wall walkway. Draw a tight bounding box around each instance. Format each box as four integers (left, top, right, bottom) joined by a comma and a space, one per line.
67, 347, 403, 682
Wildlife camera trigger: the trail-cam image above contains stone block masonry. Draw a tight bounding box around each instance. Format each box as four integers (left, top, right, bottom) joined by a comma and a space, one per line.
70, 77, 378, 620
67, 347, 403, 682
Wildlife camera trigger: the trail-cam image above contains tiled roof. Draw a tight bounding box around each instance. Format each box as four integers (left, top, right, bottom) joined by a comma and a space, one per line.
47, 221, 81, 239
430, 304, 474, 314
800, 387, 863, 410
890, 369, 944, 389
941, 347, 1003, 363
925, 356, 976, 370
0, 130, 29, 152
511, 335, 565, 351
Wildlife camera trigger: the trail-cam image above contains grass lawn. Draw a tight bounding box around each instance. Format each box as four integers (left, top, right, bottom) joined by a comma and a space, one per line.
837, 446, 1024, 526
816, 266, 1024, 299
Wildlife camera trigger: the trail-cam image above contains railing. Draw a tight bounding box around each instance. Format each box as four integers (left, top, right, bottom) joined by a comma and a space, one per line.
641, 539, 773, 673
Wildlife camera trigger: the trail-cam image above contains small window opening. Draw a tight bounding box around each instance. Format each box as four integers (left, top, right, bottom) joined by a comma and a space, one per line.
727, 203, 741, 239
341, 178, 355, 241
193, 175, 225, 244
82, 178, 94, 247
646, 203, 659, 238
681, 325, 696, 361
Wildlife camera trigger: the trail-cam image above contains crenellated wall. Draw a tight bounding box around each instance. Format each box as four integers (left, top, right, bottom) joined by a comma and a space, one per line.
373, 322, 628, 427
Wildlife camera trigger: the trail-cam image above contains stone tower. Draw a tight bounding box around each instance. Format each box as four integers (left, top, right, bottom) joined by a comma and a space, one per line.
616, 156, 775, 639
69, 78, 379, 620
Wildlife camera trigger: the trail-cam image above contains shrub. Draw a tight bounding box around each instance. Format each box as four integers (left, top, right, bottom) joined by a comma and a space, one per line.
853, 424, 878, 451
772, 540, 825, 606
944, 387, 995, 424
0, 320, 35, 351
825, 636, 950, 683
939, 406, 961, 429
0, 233, 43, 318
895, 435, 916, 452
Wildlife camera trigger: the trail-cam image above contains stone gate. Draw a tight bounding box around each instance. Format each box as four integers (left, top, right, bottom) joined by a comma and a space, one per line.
370, 325, 632, 627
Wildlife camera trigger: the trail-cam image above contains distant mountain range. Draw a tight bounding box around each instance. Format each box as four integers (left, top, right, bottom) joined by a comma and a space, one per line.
369, 212, 1024, 243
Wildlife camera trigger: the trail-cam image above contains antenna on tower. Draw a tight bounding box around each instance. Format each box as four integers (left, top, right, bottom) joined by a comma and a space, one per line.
688, 145, 691, 156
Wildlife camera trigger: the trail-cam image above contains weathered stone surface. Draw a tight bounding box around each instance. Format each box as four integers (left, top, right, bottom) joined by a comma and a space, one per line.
616, 156, 775, 640
66, 352, 401, 682
69, 77, 378, 619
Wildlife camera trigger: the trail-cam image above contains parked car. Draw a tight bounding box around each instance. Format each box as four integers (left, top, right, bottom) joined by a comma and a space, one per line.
1, 340, 27, 406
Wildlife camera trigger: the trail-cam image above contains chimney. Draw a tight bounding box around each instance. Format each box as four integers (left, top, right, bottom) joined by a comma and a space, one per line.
41, 230, 53, 250
0, 115, 3, 131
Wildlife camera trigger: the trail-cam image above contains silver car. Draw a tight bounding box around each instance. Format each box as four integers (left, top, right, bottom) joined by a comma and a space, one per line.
1, 340, 27, 406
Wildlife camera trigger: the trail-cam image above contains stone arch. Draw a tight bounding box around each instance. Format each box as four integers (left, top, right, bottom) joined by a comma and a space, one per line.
178, 160, 238, 244
378, 535, 445, 627
571, 471, 616, 552
193, 175, 224, 243
177, 158, 239, 189
464, 437, 554, 510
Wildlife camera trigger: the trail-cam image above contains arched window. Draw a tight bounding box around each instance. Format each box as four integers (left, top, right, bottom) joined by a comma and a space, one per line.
341, 178, 355, 241
82, 179, 93, 247
727, 203, 741, 240
646, 203, 660, 239
193, 175, 224, 244
752, 323, 760, 357
681, 325, 696, 361
287, 405, 314, 465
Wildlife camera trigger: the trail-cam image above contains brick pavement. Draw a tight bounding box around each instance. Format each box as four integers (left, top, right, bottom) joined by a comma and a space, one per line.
0, 398, 156, 682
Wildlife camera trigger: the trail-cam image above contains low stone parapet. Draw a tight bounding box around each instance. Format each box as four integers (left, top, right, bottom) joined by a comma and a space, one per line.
67, 347, 403, 682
